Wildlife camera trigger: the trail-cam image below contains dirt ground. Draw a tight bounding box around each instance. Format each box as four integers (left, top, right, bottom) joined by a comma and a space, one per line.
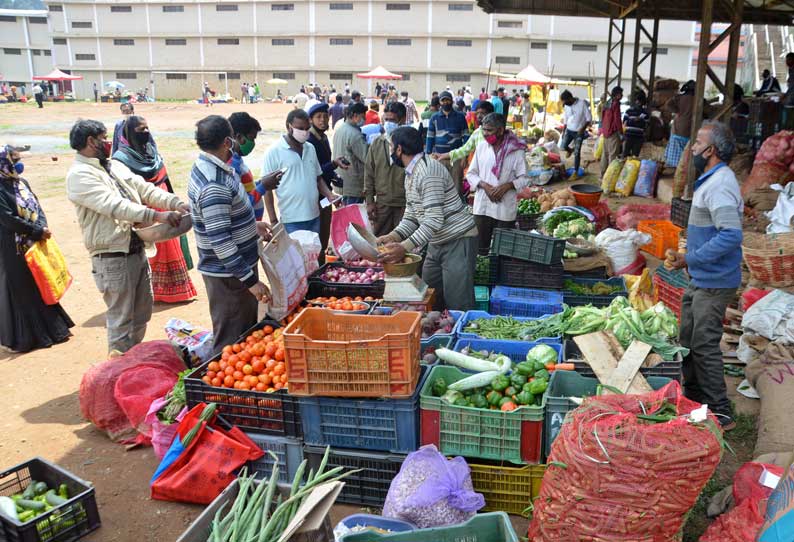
0, 101, 759, 541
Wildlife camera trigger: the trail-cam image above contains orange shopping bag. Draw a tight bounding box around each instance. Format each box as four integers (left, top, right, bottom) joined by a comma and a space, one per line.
25, 238, 72, 305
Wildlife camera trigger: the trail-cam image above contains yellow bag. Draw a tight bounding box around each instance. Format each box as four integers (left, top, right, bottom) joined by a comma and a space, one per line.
594, 135, 605, 161
615, 158, 641, 197
624, 268, 654, 311
25, 238, 73, 305
601, 159, 625, 194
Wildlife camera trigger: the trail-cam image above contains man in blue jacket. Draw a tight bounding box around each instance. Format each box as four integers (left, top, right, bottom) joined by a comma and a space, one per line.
666, 120, 742, 431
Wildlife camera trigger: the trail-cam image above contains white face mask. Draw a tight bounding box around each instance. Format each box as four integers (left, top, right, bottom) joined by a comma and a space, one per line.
291, 127, 310, 143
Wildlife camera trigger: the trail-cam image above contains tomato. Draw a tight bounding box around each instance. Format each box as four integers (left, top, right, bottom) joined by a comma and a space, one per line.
263, 325, 274, 335
206, 370, 217, 380
222, 345, 233, 355
228, 354, 239, 365
264, 343, 277, 358
202, 375, 212, 384
211, 377, 222, 387
255, 382, 266, 391
235, 361, 245, 371
242, 364, 253, 375
251, 343, 265, 357
233, 370, 244, 381
274, 348, 285, 361
224, 366, 235, 376
239, 351, 252, 363
223, 375, 235, 387
252, 359, 265, 373
253, 330, 264, 339
208, 361, 221, 373
273, 362, 286, 376
274, 382, 284, 390
218, 360, 228, 371
232, 343, 242, 353
500, 401, 518, 412
258, 373, 272, 385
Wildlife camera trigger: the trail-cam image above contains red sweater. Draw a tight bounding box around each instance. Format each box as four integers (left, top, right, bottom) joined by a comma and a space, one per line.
600, 101, 623, 137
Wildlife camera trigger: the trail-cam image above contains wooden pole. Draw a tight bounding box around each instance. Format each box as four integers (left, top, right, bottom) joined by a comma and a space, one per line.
686, 0, 713, 198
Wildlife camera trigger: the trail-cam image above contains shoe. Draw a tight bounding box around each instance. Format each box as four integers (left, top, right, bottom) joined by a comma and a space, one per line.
719, 417, 736, 431
569, 173, 579, 181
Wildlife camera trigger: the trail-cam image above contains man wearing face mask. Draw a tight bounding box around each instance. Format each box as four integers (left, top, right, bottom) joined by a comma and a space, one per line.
332, 102, 370, 205
665, 121, 742, 431
435, 100, 494, 172
66, 119, 187, 353
427, 91, 468, 196
364, 101, 407, 236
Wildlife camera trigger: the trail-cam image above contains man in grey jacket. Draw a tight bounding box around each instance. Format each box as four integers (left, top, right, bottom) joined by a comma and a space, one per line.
332, 101, 369, 205
66, 119, 187, 353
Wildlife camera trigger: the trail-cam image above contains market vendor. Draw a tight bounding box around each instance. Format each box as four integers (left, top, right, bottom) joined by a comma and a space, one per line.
599, 86, 623, 177
378, 126, 478, 311
662, 80, 696, 169
666, 120, 742, 431
756, 69, 781, 96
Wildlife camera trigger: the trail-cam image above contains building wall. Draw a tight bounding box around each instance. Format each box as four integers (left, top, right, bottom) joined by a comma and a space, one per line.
0, 9, 54, 84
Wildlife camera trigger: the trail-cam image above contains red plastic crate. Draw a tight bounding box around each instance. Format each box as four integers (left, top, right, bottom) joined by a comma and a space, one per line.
638, 220, 682, 259
653, 272, 685, 321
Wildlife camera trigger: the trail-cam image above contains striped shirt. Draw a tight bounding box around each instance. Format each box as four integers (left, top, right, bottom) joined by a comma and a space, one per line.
188, 152, 259, 287
394, 154, 477, 250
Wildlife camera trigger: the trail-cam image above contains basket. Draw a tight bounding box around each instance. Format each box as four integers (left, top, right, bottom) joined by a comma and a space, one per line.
307, 263, 385, 299
563, 340, 682, 381
474, 255, 498, 286
569, 183, 603, 208
454, 310, 561, 344
283, 308, 421, 397
420, 365, 545, 464
742, 232, 794, 287
0, 457, 101, 542
653, 272, 686, 321
474, 286, 490, 312
490, 286, 564, 319
562, 276, 627, 307
497, 256, 565, 289
515, 212, 543, 231
453, 338, 563, 363
303, 446, 405, 507
637, 220, 683, 259
176, 479, 333, 542
469, 462, 546, 515
670, 197, 692, 228
297, 366, 428, 453
491, 229, 566, 265
341, 512, 519, 542
543, 371, 671, 459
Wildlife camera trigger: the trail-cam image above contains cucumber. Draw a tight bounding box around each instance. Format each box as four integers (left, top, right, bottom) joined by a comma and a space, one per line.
45, 490, 67, 507
21, 481, 37, 500
17, 499, 45, 511
57, 484, 69, 500
33, 482, 49, 496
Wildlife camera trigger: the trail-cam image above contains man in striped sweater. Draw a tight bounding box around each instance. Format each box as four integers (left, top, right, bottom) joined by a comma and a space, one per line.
378, 126, 478, 311
188, 115, 272, 352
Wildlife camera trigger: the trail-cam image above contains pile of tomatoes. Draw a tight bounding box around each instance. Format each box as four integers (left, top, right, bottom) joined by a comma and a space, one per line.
324, 300, 370, 311
201, 325, 287, 392
308, 296, 377, 304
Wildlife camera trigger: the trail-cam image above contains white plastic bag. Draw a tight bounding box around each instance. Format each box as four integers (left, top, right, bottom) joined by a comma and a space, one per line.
765, 183, 794, 234
594, 228, 652, 272
737, 333, 764, 365
288, 230, 321, 274
742, 289, 794, 341
259, 223, 309, 321
164, 318, 213, 365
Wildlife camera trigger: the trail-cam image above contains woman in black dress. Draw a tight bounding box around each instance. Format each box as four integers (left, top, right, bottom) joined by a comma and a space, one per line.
0, 145, 73, 353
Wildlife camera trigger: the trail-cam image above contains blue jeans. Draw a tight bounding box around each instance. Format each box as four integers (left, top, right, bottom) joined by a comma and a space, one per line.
342, 196, 365, 206
560, 129, 586, 173
283, 216, 321, 235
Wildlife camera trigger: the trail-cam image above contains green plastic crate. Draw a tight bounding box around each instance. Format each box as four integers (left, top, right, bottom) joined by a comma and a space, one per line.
469, 462, 546, 515
491, 229, 565, 265
342, 512, 519, 542
474, 286, 490, 312
420, 365, 545, 464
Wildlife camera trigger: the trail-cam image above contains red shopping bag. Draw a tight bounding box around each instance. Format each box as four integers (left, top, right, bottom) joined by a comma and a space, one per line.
330, 203, 373, 261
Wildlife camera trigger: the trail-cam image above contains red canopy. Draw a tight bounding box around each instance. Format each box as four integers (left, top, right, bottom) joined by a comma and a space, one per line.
33, 69, 83, 81
356, 66, 403, 80
498, 64, 550, 86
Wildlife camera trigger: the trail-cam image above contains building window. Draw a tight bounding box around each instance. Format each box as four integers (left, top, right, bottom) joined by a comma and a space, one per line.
162, 5, 184, 12
497, 20, 521, 28
116, 72, 137, 79
75, 53, 96, 60
385, 3, 410, 9
530, 41, 547, 49
642, 46, 668, 55
495, 55, 520, 64
216, 4, 238, 10
3, 48, 21, 55
330, 2, 353, 9
572, 43, 597, 52
0, 15, 16, 22
218, 38, 239, 45
273, 72, 295, 80
330, 38, 353, 45
165, 38, 187, 45
446, 74, 470, 82
49, 4, 63, 11
401, 73, 411, 80
271, 3, 294, 10
43, 50, 51, 56
30, 17, 48, 23
32, 49, 41, 56
53, 38, 67, 45
219, 72, 241, 80
114, 39, 135, 46
447, 39, 471, 47
110, 6, 132, 12
448, 3, 473, 10
330, 72, 352, 80
272, 38, 294, 46
71, 21, 92, 28
166, 73, 187, 80
387, 38, 411, 46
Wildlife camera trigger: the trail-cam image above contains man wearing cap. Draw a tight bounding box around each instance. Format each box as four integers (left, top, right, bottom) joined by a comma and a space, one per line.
427, 91, 468, 194
365, 101, 407, 236
599, 86, 623, 177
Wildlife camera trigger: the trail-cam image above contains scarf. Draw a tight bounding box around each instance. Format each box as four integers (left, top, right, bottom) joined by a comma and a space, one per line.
491, 131, 526, 179
0, 146, 41, 253
112, 119, 172, 192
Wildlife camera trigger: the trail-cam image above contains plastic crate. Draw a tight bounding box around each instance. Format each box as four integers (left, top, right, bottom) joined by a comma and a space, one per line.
453, 338, 563, 363
420, 310, 462, 345
497, 256, 565, 289
283, 308, 421, 398
342, 512, 518, 542
474, 286, 490, 312
297, 366, 428, 453
176, 479, 333, 542
653, 272, 685, 321
245, 433, 303, 483
308, 263, 385, 299
420, 335, 452, 365
303, 445, 405, 507
338, 515, 416, 535
562, 276, 627, 307
515, 213, 543, 232
420, 365, 545, 464
562, 340, 682, 381
490, 286, 564, 319
0, 457, 101, 542
671, 197, 692, 228
656, 266, 690, 289
565, 266, 609, 279
469, 462, 546, 515
454, 310, 561, 344
491, 229, 566, 265
543, 371, 672, 459
474, 255, 498, 286
638, 220, 682, 259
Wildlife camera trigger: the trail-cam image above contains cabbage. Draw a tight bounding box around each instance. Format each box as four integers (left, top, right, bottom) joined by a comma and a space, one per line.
525, 344, 558, 366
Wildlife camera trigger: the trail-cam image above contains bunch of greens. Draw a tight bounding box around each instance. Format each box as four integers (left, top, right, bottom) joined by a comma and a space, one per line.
543, 210, 583, 233
157, 369, 192, 425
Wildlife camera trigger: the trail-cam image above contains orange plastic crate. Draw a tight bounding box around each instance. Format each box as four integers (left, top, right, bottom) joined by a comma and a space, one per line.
653, 272, 685, 321
283, 308, 421, 398
638, 220, 683, 259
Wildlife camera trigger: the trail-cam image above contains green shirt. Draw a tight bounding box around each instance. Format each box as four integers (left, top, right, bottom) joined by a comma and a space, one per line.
449, 127, 483, 163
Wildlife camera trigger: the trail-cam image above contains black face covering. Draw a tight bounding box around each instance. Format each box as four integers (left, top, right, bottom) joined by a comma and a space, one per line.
391, 149, 403, 168
133, 130, 150, 147
442, 103, 453, 112
693, 147, 710, 175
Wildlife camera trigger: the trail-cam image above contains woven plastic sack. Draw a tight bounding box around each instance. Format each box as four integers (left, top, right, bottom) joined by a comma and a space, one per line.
601, 158, 624, 194
24, 238, 72, 305
614, 158, 641, 196
633, 160, 658, 198
114, 365, 180, 445
529, 381, 723, 541
673, 141, 692, 198
383, 444, 484, 529
79, 341, 186, 443
144, 396, 188, 460
593, 135, 604, 161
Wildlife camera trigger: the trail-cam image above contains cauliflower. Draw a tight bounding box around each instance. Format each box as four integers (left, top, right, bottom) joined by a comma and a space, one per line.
553, 218, 594, 239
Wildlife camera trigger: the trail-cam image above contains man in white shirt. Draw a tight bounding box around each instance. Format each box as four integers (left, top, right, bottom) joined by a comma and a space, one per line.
466, 113, 529, 254
559, 89, 592, 180
463, 88, 473, 111
293, 87, 310, 110
33, 83, 44, 108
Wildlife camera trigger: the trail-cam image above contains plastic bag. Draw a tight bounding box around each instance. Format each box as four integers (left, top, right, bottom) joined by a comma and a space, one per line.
330, 204, 373, 261
614, 158, 641, 196
741, 289, 794, 341
164, 318, 213, 366
144, 396, 188, 459
383, 444, 484, 529
594, 228, 651, 272
766, 183, 794, 234
741, 288, 772, 311
289, 230, 322, 274
624, 268, 654, 311
24, 238, 73, 305
633, 160, 658, 198
600, 159, 624, 194
614, 253, 646, 276
527, 146, 550, 169
593, 135, 604, 160
259, 223, 308, 321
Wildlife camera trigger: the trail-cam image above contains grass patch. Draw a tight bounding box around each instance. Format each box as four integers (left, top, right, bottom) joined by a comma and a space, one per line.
682, 475, 731, 542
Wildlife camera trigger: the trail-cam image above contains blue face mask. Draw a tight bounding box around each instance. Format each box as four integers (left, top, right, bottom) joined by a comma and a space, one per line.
384, 121, 399, 135
13, 161, 23, 174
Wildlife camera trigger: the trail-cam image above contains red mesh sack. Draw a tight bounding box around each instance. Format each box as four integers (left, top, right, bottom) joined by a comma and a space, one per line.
615, 203, 671, 231
590, 200, 612, 233
79, 341, 186, 443
700, 499, 765, 542
733, 462, 783, 506
742, 162, 791, 197
114, 366, 179, 445
528, 381, 723, 541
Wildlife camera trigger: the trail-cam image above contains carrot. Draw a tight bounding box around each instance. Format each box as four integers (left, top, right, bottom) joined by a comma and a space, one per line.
555, 363, 575, 371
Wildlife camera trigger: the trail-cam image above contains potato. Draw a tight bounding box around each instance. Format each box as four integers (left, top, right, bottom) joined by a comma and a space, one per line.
540, 201, 552, 212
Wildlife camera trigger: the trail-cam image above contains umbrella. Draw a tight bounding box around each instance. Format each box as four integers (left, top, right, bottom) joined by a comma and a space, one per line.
266, 78, 288, 85
355, 66, 403, 80
32, 68, 83, 81
497, 64, 550, 86
105, 81, 125, 89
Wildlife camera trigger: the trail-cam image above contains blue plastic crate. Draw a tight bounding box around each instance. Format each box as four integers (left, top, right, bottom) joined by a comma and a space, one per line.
422, 310, 462, 344
420, 335, 453, 364
490, 286, 564, 318
453, 338, 563, 363
454, 310, 561, 344
244, 433, 304, 484
297, 366, 429, 453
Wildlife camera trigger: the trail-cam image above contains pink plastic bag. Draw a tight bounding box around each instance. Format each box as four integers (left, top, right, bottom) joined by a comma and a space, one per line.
330, 204, 373, 261
144, 397, 188, 459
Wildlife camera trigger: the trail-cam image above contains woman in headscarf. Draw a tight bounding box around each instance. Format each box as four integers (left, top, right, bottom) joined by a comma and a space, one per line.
112, 116, 197, 303
0, 146, 74, 352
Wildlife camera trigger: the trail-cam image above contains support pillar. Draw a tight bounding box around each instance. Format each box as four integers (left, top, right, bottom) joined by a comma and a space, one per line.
604, 18, 626, 96
629, 16, 660, 109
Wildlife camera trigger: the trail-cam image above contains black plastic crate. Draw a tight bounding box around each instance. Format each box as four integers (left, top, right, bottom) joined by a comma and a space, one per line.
563, 340, 682, 381
565, 266, 609, 279
491, 229, 565, 265
474, 254, 498, 286
0, 457, 101, 542
497, 256, 564, 289
303, 445, 405, 507
515, 213, 543, 232
562, 276, 627, 307
184, 319, 303, 437
671, 198, 692, 229
308, 263, 386, 298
